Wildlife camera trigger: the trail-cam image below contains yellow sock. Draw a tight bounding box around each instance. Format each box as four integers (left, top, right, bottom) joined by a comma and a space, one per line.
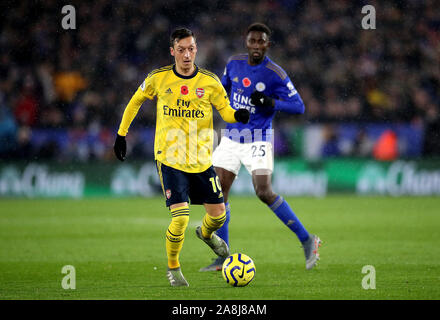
201, 210, 226, 239
166, 206, 189, 269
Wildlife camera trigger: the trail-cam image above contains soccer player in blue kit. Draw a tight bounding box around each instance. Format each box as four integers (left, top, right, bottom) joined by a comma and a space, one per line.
200, 23, 322, 271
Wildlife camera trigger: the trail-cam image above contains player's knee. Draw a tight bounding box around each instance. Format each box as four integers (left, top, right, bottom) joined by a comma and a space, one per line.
255, 186, 274, 204
206, 203, 226, 217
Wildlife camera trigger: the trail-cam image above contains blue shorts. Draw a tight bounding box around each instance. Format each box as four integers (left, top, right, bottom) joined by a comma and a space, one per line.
156, 161, 224, 207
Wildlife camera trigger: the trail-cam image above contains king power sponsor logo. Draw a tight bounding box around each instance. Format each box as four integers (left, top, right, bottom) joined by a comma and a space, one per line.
232, 92, 256, 114
356, 161, 440, 196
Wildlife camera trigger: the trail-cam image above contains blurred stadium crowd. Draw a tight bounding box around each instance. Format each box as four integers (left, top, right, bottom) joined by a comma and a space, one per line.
0, 0, 439, 161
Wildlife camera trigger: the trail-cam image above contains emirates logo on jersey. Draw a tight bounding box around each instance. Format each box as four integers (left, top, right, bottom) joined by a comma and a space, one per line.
242, 77, 251, 87
181, 85, 189, 95
196, 88, 204, 98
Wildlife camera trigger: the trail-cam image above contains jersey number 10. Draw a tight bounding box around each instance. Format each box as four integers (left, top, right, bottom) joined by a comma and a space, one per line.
209, 176, 222, 193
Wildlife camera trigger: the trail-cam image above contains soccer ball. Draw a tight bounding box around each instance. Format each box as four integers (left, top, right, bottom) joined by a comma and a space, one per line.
222, 253, 256, 287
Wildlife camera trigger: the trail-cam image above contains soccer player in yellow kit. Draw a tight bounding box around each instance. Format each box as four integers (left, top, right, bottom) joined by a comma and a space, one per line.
113, 28, 250, 287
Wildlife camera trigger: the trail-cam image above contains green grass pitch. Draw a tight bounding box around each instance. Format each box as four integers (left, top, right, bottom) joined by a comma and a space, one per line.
0, 196, 439, 300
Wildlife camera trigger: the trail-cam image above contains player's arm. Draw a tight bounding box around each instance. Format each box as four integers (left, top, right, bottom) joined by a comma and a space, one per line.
211, 80, 249, 124
117, 88, 148, 136
221, 63, 232, 95
272, 76, 305, 114
250, 76, 305, 114
114, 77, 156, 161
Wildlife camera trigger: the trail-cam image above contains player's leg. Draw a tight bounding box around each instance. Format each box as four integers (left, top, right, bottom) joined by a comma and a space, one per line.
213, 166, 236, 246
167, 202, 189, 270
190, 166, 230, 259
156, 161, 190, 286
166, 202, 190, 286
251, 172, 321, 269
215, 166, 236, 204
211, 137, 241, 247
196, 202, 230, 259
247, 140, 309, 241
200, 202, 227, 239
252, 172, 309, 241
198, 138, 241, 271
247, 141, 322, 269
198, 168, 235, 271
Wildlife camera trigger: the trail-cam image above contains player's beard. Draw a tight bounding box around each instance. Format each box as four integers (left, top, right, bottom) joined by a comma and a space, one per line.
179, 60, 194, 74
250, 52, 264, 65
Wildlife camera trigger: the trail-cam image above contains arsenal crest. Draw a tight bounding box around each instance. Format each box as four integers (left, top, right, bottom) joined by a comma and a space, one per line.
166, 189, 172, 199
196, 88, 204, 98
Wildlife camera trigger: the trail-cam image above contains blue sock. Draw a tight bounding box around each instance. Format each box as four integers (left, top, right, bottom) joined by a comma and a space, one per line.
216, 202, 231, 247
269, 196, 309, 243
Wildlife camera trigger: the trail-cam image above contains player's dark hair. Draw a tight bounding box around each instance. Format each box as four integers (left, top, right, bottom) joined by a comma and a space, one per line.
246, 23, 271, 37
170, 28, 196, 47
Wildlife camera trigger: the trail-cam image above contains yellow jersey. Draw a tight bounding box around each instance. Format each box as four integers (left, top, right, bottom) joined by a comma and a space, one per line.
117, 64, 237, 173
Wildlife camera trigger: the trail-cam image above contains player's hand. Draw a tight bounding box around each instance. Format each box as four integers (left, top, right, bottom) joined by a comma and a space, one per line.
114, 134, 127, 161
234, 108, 250, 124
250, 91, 274, 108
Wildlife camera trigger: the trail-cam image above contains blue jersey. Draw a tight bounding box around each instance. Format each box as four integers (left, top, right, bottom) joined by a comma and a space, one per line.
221, 54, 305, 143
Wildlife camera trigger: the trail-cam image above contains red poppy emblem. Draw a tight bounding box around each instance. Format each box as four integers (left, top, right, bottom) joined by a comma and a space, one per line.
166, 189, 172, 199
242, 77, 251, 87
181, 85, 189, 95
196, 88, 204, 98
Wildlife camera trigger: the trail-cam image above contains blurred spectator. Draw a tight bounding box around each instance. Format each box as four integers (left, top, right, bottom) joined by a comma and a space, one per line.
12, 126, 33, 159
54, 71, 87, 103
351, 129, 374, 157
13, 74, 39, 127
0, 98, 17, 158
321, 125, 341, 157
0, 0, 438, 161
422, 104, 440, 156
373, 130, 398, 161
